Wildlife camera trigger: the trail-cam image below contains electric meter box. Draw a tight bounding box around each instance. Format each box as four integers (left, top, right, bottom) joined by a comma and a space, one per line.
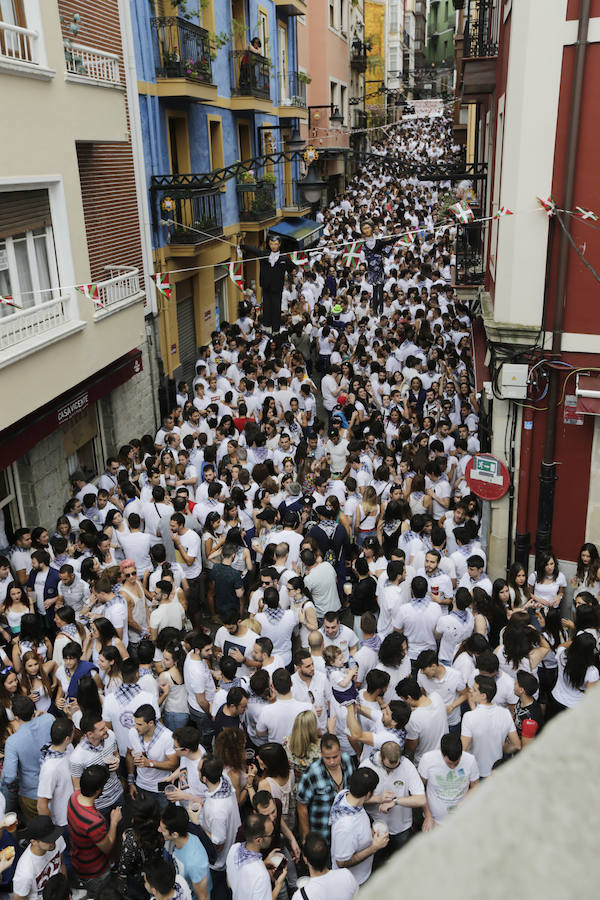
501, 364, 528, 399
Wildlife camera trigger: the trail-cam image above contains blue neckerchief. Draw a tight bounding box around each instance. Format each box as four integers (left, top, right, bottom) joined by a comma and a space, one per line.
329, 790, 361, 824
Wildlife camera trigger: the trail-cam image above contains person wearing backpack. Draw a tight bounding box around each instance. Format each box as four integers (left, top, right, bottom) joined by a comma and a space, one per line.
307, 505, 350, 598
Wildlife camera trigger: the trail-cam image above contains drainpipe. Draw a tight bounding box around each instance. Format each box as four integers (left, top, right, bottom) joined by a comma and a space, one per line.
535, 0, 590, 555
514, 405, 534, 567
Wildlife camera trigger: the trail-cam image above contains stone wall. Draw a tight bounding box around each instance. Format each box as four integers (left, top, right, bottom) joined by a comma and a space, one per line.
99, 341, 157, 452
16, 430, 69, 530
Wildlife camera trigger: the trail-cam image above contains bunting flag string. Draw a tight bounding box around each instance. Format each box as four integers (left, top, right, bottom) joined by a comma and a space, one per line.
0, 295, 22, 309
537, 195, 556, 217
574, 206, 599, 222
75, 284, 104, 309
228, 260, 244, 292
152, 273, 172, 301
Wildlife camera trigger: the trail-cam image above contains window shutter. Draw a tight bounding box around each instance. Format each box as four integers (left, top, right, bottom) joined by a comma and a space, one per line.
0, 190, 52, 239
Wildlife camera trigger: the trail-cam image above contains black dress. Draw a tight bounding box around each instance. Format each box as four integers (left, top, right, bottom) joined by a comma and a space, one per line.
241, 244, 296, 331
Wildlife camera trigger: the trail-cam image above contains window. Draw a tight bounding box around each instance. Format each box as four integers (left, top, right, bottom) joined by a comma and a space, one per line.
208, 119, 224, 172
389, 46, 399, 73
0, 227, 59, 316
390, 2, 399, 33
339, 84, 346, 122
0, 467, 19, 545
329, 0, 335, 28
64, 404, 100, 481
339, 0, 346, 35
258, 9, 268, 53
330, 80, 338, 111
214, 264, 228, 330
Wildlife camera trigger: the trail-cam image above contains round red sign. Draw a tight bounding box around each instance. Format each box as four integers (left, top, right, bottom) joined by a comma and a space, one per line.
465, 453, 510, 501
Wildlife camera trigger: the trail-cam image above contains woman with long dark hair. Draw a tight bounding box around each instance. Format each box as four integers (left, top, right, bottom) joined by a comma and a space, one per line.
571, 542, 600, 599
551, 631, 599, 713
157, 641, 188, 732
377, 631, 411, 703
116, 795, 165, 899
507, 562, 531, 612
252, 742, 295, 830
528, 552, 566, 612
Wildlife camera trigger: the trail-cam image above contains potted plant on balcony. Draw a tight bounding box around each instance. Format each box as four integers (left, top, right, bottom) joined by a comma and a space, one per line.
297, 72, 312, 84
259, 172, 277, 185
185, 55, 210, 80
238, 169, 256, 185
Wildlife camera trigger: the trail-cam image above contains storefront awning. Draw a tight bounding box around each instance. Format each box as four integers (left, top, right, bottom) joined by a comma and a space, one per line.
0, 349, 143, 470
269, 217, 323, 250
575, 374, 600, 415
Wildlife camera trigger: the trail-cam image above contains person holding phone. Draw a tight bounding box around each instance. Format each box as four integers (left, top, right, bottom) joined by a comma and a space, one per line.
226, 811, 288, 900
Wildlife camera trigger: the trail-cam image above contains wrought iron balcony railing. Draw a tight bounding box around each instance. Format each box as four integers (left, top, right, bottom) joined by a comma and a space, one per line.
236, 179, 277, 221
152, 178, 223, 245
464, 0, 500, 58
151, 17, 213, 83
279, 71, 307, 107
230, 49, 270, 100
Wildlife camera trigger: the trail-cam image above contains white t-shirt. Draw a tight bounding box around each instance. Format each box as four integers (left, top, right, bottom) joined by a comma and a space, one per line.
404, 692, 448, 764
430, 479, 451, 519
256, 697, 312, 743
149, 599, 186, 633
128, 723, 175, 792
255, 609, 298, 667
201, 780, 242, 870
117, 531, 152, 577
37, 748, 74, 826
393, 599, 442, 659
330, 797, 374, 885
527, 572, 567, 607
226, 844, 271, 900
363, 754, 424, 834
436, 610, 474, 663
461, 703, 515, 777
13, 837, 66, 900
417, 666, 465, 727
176, 529, 202, 579
321, 624, 358, 664
214, 626, 257, 679
184, 655, 216, 713
418, 749, 479, 823
102, 687, 160, 757
291, 869, 358, 900
552, 645, 599, 708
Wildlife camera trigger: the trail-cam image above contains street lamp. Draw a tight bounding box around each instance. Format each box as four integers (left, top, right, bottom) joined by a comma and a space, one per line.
286, 128, 306, 153
308, 104, 345, 130
329, 106, 344, 127
300, 163, 327, 204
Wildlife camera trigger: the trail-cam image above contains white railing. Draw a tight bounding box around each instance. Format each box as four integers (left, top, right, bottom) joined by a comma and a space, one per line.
65, 41, 121, 84
95, 265, 141, 312
0, 20, 39, 64
0, 296, 69, 350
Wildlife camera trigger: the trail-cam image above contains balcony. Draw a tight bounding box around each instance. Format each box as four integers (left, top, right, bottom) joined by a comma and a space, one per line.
278, 71, 307, 116
350, 42, 368, 72
274, 0, 306, 14
152, 178, 223, 250
0, 296, 86, 369
455, 221, 487, 286
230, 49, 271, 108
151, 17, 217, 101
64, 42, 121, 87
94, 266, 144, 318
237, 179, 277, 223
462, 0, 499, 95
0, 19, 53, 80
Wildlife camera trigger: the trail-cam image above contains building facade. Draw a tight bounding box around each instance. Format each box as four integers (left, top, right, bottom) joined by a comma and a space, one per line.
426, 0, 455, 96
456, 0, 600, 576
132, 0, 309, 396
0, 0, 153, 534
298, 0, 351, 197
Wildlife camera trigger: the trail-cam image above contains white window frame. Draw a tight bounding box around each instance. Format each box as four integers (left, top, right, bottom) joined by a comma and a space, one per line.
0, 225, 60, 315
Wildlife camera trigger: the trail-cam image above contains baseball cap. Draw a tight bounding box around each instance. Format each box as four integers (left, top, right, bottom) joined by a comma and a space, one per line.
332, 304, 342, 315
26, 815, 63, 843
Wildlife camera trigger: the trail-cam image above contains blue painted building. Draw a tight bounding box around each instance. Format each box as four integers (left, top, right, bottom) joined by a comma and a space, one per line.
130, 0, 309, 386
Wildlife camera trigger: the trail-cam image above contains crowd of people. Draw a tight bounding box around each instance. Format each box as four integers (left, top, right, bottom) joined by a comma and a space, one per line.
0, 113, 598, 900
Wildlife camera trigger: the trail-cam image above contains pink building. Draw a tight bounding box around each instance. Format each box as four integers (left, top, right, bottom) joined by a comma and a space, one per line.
298, 0, 351, 198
